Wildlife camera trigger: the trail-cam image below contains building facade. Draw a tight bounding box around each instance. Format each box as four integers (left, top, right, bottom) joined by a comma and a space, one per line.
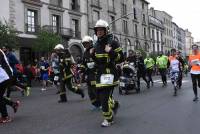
185, 29, 194, 56
87, 0, 150, 57
0, 0, 88, 63
172, 22, 179, 50
179, 28, 186, 57
154, 10, 173, 55
148, 7, 164, 54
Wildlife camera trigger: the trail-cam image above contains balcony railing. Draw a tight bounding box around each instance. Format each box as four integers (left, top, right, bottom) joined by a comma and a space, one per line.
25, 24, 40, 34
22, 0, 42, 6
42, 25, 73, 38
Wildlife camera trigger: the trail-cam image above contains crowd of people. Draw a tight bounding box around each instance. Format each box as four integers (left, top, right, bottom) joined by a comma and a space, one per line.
0, 19, 199, 127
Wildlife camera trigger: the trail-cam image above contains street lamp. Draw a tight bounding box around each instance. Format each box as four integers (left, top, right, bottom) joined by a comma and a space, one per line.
109, 11, 134, 27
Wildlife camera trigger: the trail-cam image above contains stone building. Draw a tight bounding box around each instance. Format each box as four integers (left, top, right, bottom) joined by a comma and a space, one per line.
87, 0, 150, 57
0, 0, 88, 63
185, 29, 194, 56
153, 10, 173, 55
148, 7, 164, 54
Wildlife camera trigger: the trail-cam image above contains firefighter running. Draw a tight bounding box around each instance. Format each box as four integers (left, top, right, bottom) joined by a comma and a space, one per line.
80, 36, 101, 110
53, 44, 85, 103
91, 19, 124, 127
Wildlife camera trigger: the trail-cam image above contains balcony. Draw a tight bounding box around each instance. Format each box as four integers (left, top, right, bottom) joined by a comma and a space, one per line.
25, 24, 40, 34
21, 0, 42, 7
91, 0, 102, 9
42, 25, 73, 38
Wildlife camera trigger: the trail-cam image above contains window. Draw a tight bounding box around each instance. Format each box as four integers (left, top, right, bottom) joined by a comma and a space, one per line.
143, 27, 146, 38
71, 0, 80, 11
72, 19, 80, 38
152, 29, 155, 40
133, 0, 136, 4
145, 43, 149, 51
27, 9, 38, 33
142, 14, 145, 23
156, 31, 159, 41
133, 8, 137, 19
134, 24, 138, 36
52, 15, 60, 33
108, 0, 114, 12
142, 2, 144, 9
123, 20, 128, 34
122, 3, 127, 16
93, 10, 100, 24
110, 16, 116, 31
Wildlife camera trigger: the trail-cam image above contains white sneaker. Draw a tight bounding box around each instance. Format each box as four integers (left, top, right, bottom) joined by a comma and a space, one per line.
41, 88, 47, 91
101, 119, 114, 127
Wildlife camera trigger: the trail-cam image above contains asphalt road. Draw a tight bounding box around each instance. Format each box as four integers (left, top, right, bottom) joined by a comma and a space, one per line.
1, 76, 200, 134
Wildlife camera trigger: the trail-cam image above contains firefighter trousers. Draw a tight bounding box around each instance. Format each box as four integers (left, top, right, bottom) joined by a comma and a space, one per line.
97, 87, 116, 122
59, 77, 84, 101
87, 84, 101, 108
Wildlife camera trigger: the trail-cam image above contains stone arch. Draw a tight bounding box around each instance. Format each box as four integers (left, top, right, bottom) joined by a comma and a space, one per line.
114, 36, 119, 42
144, 42, 150, 52
134, 40, 141, 50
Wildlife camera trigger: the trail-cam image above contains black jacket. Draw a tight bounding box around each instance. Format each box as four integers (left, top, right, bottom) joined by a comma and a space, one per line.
80, 47, 96, 85
93, 34, 124, 88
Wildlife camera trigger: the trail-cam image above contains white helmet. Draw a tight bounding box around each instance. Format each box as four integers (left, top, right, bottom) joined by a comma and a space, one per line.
54, 44, 64, 50
82, 36, 93, 43
94, 19, 109, 33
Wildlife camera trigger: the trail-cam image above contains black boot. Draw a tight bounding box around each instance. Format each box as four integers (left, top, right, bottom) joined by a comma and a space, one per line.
58, 94, 67, 103
76, 89, 85, 98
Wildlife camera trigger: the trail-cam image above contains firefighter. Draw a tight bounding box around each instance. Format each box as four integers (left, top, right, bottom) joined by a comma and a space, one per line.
91, 19, 124, 127
54, 44, 85, 103
80, 36, 101, 109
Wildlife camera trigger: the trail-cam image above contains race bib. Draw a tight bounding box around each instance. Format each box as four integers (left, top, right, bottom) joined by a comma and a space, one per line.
100, 74, 114, 84
0, 67, 10, 83
171, 60, 179, 72
191, 59, 200, 65
54, 76, 59, 81
41, 66, 45, 70
87, 62, 95, 69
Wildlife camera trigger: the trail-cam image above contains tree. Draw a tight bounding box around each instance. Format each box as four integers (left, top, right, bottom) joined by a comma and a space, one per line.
0, 21, 18, 48
34, 29, 62, 53
136, 48, 147, 58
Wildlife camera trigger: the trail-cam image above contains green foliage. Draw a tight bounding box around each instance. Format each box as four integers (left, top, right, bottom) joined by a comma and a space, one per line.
0, 21, 18, 48
34, 29, 62, 52
136, 49, 147, 58
149, 52, 159, 61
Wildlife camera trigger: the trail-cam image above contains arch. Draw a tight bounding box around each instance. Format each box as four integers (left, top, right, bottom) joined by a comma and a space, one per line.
114, 36, 119, 42
134, 40, 141, 50
144, 42, 150, 52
